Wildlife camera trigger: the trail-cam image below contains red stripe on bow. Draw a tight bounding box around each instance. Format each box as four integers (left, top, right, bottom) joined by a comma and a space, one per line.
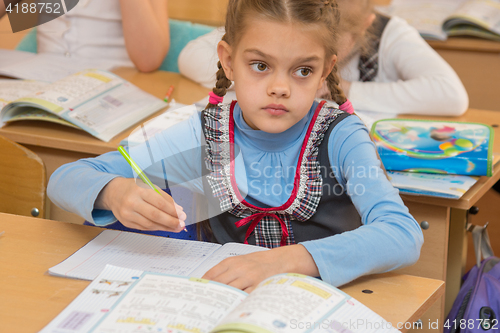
235, 212, 289, 247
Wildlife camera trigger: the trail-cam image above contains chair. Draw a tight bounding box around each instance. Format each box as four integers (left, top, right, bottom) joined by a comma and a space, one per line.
0, 135, 46, 218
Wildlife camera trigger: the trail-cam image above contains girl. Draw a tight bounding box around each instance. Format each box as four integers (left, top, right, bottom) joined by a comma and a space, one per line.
178, 0, 468, 116
48, 0, 423, 292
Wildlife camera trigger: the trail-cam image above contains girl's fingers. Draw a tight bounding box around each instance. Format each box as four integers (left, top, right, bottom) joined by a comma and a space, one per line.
138, 202, 186, 230
125, 210, 185, 232
142, 188, 187, 222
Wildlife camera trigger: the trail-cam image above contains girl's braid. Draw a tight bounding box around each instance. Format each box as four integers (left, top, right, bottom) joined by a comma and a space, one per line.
325, 64, 347, 106
206, 59, 232, 109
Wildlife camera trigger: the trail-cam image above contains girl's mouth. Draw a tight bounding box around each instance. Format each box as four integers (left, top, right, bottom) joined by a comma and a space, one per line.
263, 104, 288, 116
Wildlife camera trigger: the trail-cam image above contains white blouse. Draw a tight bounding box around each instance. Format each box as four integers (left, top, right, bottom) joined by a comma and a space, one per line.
37, 0, 134, 67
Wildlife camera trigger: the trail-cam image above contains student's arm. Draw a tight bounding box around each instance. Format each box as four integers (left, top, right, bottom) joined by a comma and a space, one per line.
47, 113, 204, 228
203, 116, 423, 290
301, 116, 424, 286
178, 28, 225, 88
119, 0, 170, 73
347, 16, 469, 116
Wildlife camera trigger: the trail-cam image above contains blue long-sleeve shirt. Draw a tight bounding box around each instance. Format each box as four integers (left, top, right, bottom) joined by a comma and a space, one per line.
48, 102, 423, 286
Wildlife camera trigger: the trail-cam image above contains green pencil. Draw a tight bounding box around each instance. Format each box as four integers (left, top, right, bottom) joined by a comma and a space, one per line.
118, 146, 187, 232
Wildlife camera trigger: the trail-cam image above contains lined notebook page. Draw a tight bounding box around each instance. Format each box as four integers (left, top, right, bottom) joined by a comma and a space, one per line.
48, 230, 221, 280
189, 242, 269, 278
40, 265, 144, 333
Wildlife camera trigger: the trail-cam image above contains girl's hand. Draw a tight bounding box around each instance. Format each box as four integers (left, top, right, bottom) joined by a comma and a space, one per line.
202, 244, 319, 293
97, 177, 186, 232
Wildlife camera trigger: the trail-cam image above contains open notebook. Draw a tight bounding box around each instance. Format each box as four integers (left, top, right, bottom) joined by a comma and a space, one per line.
48, 229, 268, 281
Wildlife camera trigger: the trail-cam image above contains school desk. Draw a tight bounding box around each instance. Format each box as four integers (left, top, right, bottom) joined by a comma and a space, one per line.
0, 68, 498, 333
0, 212, 443, 333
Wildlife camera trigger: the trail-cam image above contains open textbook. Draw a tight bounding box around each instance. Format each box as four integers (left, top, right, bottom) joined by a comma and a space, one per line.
48, 229, 268, 281
378, 0, 500, 41
41, 265, 399, 333
0, 69, 167, 142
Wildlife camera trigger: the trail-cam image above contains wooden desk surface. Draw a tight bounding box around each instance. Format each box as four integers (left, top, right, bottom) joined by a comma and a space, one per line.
0, 213, 443, 333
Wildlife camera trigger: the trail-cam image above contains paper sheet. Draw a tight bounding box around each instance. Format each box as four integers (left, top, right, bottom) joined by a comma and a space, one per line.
0, 49, 37, 68
189, 242, 269, 278
48, 230, 222, 281
91, 272, 247, 333
40, 265, 145, 333
0, 53, 116, 83
214, 274, 347, 333
388, 171, 478, 199
0, 79, 50, 106
312, 299, 400, 333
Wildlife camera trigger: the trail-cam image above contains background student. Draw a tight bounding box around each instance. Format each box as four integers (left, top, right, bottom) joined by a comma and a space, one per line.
48, 0, 423, 292
1, 0, 170, 72
178, 0, 469, 116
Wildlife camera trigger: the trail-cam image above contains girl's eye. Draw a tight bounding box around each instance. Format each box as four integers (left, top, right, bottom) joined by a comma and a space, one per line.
295, 67, 312, 77
250, 62, 268, 72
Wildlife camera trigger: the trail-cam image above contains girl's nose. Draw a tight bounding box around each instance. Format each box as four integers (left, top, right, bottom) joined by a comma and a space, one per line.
268, 74, 290, 98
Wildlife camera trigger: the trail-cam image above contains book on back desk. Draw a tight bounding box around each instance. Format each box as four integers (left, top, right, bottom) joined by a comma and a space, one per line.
378, 0, 500, 42
0, 69, 166, 142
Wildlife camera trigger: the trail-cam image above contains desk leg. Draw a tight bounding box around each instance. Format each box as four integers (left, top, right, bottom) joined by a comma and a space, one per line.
445, 209, 468, 316
22, 144, 94, 224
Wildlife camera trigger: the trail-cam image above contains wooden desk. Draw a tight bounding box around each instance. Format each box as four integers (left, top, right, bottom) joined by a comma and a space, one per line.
0, 69, 498, 332
390, 110, 500, 332
0, 212, 444, 333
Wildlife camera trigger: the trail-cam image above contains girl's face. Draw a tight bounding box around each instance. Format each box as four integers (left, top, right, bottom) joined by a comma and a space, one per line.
218, 18, 336, 134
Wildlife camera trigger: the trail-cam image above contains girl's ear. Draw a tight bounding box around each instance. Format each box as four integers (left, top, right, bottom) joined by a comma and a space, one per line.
319, 55, 337, 89
217, 40, 234, 81
365, 13, 376, 31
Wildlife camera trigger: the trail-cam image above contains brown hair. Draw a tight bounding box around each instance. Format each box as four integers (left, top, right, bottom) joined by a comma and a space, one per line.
337, 0, 377, 62
205, 0, 348, 109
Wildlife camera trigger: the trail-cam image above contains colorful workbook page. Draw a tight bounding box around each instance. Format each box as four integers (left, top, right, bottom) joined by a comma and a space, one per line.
42, 266, 399, 333
371, 119, 493, 176
40, 265, 145, 333
48, 229, 268, 281
388, 171, 478, 199
1, 69, 167, 141
0, 80, 50, 108
0, 79, 51, 127
378, 0, 500, 41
